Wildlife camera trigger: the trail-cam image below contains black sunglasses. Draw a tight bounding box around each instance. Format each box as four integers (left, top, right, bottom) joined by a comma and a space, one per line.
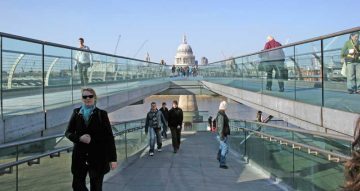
82, 95, 94, 99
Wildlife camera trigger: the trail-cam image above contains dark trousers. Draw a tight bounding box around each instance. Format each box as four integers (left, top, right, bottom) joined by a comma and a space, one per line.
72, 165, 104, 191
170, 127, 182, 150
161, 123, 168, 138
265, 62, 284, 90
78, 63, 89, 86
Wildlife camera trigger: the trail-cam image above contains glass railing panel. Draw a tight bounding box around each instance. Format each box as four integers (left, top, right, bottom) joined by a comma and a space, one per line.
291, 131, 351, 156
88, 53, 107, 87
0, 167, 16, 191
261, 137, 295, 188
17, 151, 72, 191
246, 122, 351, 156
242, 54, 263, 92
294, 41, 322, 105
245, 132, 265, 166
228, 127, 246, 155
16, 138, 64, 161
0, 146, 17, 165
107, 57, 129, 94
293, 149, 344, 191
0, 37, 2, 115
114, 131, 127, 161
2, 37, 44, 116
0, 121, 146, 190
44, 45, 72, 110
126, 128, 147, 157
232, 57, 243, 89
103, 55, 116, 85
323, 31, 360, 113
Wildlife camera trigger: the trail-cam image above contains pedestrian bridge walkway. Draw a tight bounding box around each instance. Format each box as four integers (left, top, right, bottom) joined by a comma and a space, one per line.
103, 132, 282, 191
0, 119, 351, 191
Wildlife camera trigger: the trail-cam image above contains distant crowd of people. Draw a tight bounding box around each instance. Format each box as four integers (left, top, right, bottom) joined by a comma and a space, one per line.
171, 65, 199, 78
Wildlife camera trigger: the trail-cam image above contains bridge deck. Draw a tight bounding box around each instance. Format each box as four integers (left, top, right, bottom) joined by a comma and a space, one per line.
103, 132, 282, 191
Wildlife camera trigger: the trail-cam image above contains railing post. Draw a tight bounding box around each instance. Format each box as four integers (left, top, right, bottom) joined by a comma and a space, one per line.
320, 39, 325, 107
125, 123, 128, 159
16, 145, 19, 191
244, 129, 247, 158
71, 49, 74, 104
0, 36, 3, 120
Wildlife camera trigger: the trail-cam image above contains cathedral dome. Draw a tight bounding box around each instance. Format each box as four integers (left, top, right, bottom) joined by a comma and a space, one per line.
174, 35, 195, 66
177, 39, 193, 54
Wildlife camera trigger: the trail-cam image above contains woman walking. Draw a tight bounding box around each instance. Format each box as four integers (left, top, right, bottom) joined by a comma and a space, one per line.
65, 88, 117, 191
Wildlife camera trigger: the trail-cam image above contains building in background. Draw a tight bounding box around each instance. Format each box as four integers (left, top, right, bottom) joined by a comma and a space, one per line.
174, 35, 195, 67
201, 57, 208, 65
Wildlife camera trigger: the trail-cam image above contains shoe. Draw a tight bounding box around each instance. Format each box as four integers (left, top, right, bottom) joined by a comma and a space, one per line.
348, 89, 355, 94
157, 148, 162, 152
173, 149, 177, 153
266, 87, 272, 91
279, 88, 284, 92
219, 165, 228, 169
149, 152, 154, 156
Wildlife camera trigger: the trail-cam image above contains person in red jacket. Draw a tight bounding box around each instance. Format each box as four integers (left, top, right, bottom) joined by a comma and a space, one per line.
262, 36, 286, 92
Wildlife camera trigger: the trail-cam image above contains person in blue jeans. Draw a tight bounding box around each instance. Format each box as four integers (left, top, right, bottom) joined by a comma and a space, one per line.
216, 101, 230, 169
145, 102, 166, 156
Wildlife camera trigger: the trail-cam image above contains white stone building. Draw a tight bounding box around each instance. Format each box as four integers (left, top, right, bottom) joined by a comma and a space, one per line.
174, 35, 195, 67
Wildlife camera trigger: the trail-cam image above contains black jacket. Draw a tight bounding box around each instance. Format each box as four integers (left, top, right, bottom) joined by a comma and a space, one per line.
159, 107, 169, 122
65, 107, 117, 175
168, 107, 183, 128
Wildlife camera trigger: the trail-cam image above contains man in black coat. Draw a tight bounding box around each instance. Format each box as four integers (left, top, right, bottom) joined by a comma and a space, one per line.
168, 100, 183, 153
159, 102, 169, 139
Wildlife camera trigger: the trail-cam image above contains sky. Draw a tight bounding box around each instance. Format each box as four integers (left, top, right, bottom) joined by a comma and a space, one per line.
0, 0, 359, 64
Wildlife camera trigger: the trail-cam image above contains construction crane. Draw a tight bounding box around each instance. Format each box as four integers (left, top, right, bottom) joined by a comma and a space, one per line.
133, 40, 148, 58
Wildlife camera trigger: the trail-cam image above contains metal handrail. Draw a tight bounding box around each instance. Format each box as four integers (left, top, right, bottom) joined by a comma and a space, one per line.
203, 47, 343, 66
207, 26, 360, 64
0, 124, 145, 172
232, 126, 351, 162
0, 32, 161, 65
0, 146, 72, 172
0, 134, 64, 150
236, 120, 353, 142
0, 119, 146, 150
111, 118, 145, 126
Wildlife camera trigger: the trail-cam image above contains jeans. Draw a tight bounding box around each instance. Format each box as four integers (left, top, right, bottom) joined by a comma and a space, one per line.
346, 62, 360, 92
217, 136, 229, 166
78, 63, 89, 86
149, 128, 162, 153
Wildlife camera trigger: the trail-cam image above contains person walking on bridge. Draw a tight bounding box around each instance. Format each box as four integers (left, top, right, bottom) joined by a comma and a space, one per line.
75, 38, 92, 86
168, 100, 183, 153
261, 36, 286, 92
65, 88, 117, 191
145, 102, 165, 156
216, 101, 230, 169
341, 32, 360, 94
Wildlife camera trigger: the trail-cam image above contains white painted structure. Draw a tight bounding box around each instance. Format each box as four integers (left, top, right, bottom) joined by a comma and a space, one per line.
174, 35, 195, 67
